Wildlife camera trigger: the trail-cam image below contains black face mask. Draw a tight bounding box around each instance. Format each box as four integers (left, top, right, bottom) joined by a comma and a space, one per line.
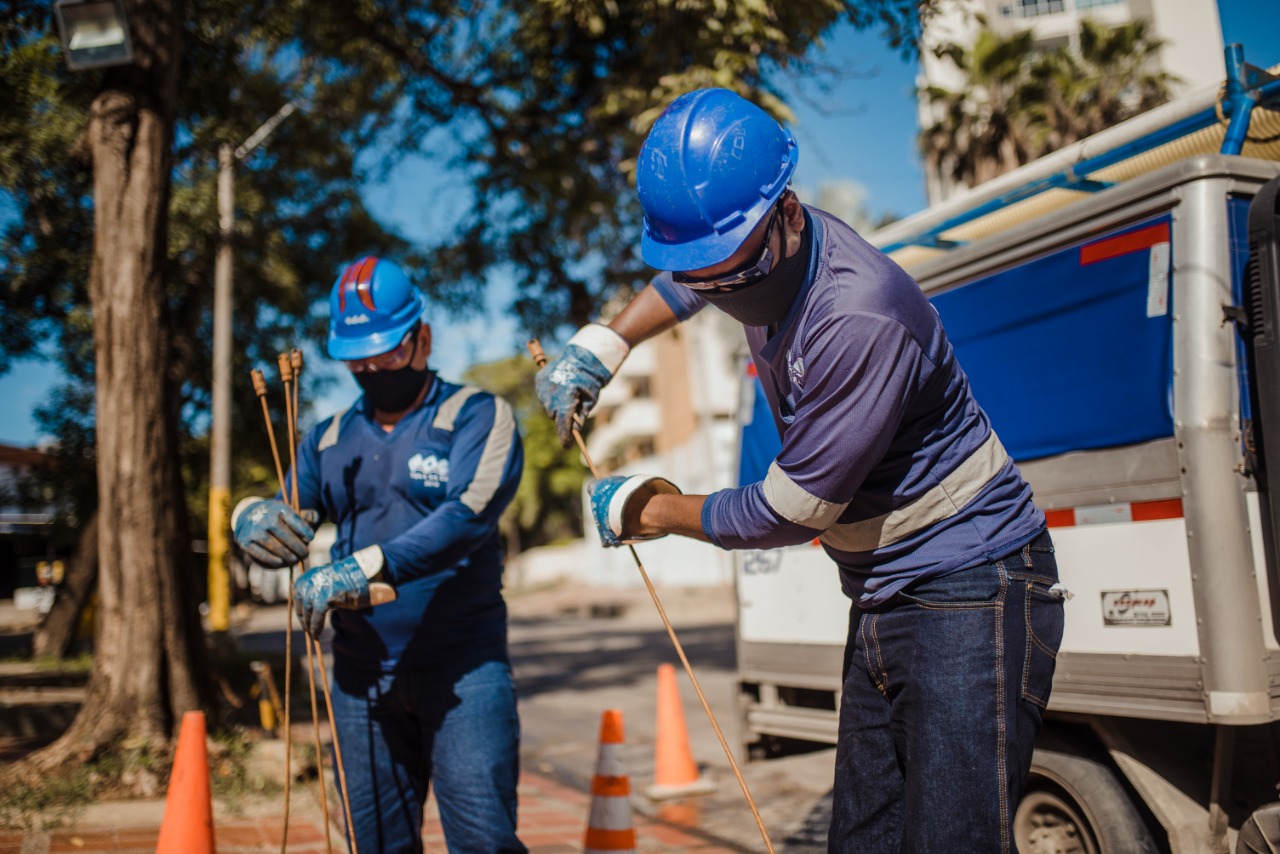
696, 213, 812, 328
354, 337, 432, 413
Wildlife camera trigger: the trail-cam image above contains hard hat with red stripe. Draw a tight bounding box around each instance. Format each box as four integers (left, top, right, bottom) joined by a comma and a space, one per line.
327, 257, 427, 360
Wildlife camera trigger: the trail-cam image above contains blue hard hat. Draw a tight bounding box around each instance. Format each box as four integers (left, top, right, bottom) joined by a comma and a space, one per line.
637, 88, 798, 272
327, 257, 427, 360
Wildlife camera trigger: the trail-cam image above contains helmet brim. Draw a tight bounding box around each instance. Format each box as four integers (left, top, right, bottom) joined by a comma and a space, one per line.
640, 195, 776, 273
327, 293, 426, 360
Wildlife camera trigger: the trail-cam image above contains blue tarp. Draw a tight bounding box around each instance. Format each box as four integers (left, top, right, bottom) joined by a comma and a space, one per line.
931, 216, 1176, 461
737, 215, 1179, 477
738, 368, 782, 487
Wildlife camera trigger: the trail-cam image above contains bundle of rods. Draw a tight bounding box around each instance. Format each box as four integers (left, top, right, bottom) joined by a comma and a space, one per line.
251, 351, 357, 854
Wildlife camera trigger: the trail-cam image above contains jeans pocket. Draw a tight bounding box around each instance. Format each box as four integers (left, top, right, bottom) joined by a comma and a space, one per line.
896, 563, 1003, 609
1022, 580, 1065, 708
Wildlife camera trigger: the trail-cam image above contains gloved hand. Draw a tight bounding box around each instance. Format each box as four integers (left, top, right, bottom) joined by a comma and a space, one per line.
587, 475, 682, 547
232, 499, 319, 569
292, 546, 385, 637
535, 323, 631, 448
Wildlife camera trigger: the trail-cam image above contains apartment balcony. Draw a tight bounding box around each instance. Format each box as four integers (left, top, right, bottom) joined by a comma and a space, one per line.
586, 398, 661, 467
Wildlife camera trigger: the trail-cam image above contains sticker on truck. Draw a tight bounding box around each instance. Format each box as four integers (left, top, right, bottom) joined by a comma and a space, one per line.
1101, 589, 1172, 626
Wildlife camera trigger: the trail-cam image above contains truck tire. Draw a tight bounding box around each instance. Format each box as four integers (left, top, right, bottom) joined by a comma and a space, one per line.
1238, 802, 1280, 853
1014, 733, 1159, 854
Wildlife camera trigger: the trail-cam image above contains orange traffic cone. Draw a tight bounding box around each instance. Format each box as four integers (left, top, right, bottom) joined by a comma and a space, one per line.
644, 663, 717, 800
156, 710, 216, 854
584, 709, 636, 854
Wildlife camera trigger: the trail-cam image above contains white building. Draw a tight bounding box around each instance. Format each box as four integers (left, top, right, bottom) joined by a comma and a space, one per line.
510, 307, 747, 590
0, 443, 57, 605
575, 308, 745, 588
919, 0, 1226, 203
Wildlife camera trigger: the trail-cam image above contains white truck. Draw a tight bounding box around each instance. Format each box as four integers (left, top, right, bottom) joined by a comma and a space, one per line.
733, 48, 1280, 853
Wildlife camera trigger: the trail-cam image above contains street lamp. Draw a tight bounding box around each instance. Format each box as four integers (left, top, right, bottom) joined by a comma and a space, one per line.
206, 101, 298, 633
53, 0, 135, 71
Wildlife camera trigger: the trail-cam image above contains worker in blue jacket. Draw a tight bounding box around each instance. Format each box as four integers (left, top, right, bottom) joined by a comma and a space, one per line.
233, 257, 526, 854
537, 89, 1065, 854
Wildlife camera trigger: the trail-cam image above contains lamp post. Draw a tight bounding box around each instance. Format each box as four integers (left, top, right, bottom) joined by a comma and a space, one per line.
53, 0, 135, 71
207, 100, 297, 633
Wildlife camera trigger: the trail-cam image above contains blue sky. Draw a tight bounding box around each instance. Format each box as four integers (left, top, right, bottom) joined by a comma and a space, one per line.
1, 0, 1277, 445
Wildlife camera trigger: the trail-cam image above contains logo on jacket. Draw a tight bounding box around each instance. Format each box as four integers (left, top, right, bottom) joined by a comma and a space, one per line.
343, 314, 371, 325
786, 350, 805, 390
408, 453, 449, 487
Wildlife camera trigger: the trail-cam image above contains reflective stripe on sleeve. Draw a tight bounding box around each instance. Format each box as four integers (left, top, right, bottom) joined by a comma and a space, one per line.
317, 408, 348, 451
762, 462, 849, 529
820, 430, 1010, 553
432, 386, 483, 431
459, 397, 516, 514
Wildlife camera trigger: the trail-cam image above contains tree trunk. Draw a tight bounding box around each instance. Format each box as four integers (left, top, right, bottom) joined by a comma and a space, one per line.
32, 511, 100, 659
28, 0, 213, 776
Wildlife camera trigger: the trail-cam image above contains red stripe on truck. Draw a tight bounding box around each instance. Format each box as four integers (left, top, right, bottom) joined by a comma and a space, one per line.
1045, 498, 1183, 528
1044, 508, 1076, 528
1129, 498, 1183, 522
1079, 223, 1170, 265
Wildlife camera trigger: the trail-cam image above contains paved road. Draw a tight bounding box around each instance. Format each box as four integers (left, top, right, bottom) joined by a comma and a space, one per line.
228, 584, 838, 852
2, 585, 838, 851
504, 584, 836, 853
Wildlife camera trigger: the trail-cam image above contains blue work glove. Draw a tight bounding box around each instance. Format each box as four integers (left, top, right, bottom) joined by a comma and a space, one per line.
535, 324, 631, 448
292, 546, 384, 637
588, 475, 682, 547
232, 499, 319, 568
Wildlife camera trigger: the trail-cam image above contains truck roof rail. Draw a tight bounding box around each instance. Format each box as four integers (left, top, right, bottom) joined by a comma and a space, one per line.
870, 46, 1280, 271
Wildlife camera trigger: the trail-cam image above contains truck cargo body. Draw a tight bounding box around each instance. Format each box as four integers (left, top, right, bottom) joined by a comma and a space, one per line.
734, 155, 1280, 851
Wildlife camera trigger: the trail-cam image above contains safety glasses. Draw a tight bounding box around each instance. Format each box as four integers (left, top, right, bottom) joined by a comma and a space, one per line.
672, 204, 783, 291
344, 324, 419, 373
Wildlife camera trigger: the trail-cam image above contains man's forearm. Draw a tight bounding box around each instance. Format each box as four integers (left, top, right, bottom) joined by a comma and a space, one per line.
609, 284, 682, 347
379, 501, 497, 583
636, 493, 711, 543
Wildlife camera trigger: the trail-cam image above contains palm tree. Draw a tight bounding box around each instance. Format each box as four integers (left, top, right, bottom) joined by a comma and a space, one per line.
1026, 19, 1177, 152
920, 19, 1177, 195
919, 28, 1039, 193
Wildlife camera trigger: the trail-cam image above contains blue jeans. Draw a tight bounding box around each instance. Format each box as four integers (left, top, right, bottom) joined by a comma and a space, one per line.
330, 658, 526, 854
829, 529, 1064, 854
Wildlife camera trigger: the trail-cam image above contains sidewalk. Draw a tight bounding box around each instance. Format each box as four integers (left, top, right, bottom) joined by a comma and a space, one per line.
0, 768, 744, 853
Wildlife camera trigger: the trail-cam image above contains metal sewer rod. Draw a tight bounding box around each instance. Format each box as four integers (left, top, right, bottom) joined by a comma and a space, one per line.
249, 368, 337, 854
278, 352, 360, 854
527, 340, 776, 854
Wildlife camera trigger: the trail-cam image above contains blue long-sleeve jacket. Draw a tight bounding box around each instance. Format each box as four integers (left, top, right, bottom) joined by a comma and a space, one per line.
290, 376, 523, 670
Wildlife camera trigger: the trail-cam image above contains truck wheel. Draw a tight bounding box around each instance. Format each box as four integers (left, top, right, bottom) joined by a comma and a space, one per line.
1238, 802, 1280, 853
1014, 735, 1158, 854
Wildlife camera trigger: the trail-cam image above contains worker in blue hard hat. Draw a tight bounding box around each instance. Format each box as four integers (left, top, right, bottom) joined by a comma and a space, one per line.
537, 88, 1062, 853
234, 256, 527, 853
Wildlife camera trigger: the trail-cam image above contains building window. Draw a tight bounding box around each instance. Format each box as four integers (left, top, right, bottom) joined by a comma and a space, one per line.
1002, 0, 1065, 18
1002, 0, 1122, 15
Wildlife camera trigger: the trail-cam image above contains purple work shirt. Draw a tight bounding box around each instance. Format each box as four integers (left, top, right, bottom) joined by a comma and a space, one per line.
653, 206, 1045, 606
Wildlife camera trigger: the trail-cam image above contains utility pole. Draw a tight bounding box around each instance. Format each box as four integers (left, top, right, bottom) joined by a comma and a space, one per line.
208, 142, 234, 632
207, 101, 298, 634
